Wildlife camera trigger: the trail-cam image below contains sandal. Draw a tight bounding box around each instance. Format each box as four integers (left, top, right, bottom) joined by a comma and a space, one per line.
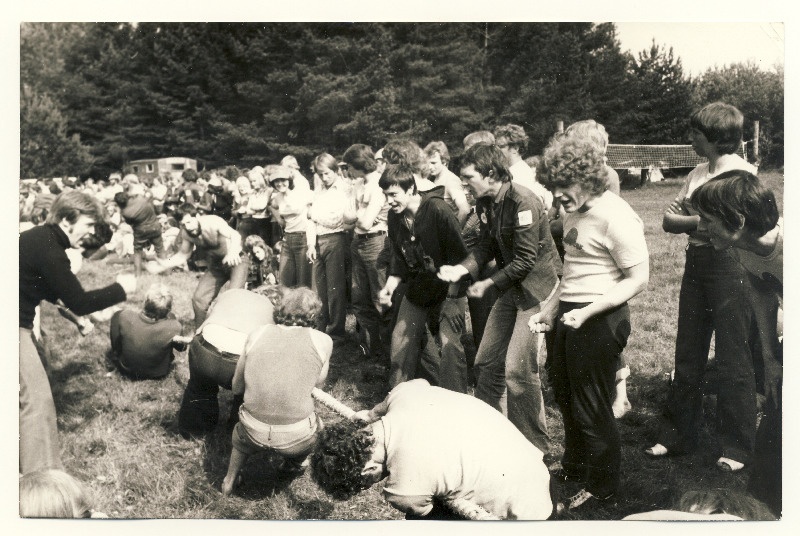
644, 443, 669, 457
716, 457, 744, 472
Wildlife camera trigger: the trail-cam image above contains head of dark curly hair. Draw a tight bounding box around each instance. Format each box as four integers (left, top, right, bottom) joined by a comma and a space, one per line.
310, 420, 377, 499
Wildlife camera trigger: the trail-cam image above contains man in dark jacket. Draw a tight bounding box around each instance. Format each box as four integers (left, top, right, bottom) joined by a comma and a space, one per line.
19, 190, 137, 474
378, 164, 469, 393
438, 144, 560, 453
114, 189, 165, 277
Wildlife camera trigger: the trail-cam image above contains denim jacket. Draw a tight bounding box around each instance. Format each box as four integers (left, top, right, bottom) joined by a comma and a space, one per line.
462, 181, 560, 310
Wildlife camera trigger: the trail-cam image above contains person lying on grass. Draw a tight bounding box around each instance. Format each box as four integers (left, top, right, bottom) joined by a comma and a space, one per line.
222, 286, 332, 496
309, 378, 555, 520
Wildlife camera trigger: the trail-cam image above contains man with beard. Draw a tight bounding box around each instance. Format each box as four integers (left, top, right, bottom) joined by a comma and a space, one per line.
147, 203, 247, 327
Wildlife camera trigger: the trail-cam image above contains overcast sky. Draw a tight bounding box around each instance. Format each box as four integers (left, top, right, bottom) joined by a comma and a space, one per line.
615, 22, 784, 76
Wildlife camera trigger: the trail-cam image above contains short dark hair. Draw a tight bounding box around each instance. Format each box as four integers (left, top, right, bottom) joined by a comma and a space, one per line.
342, 144, 377, 173
273, 286, 322, 327
691, 169, 779, 236
689, 102, 744, 155
182, 168, 199, 182
460, 143, 512, 184
310, 420, 376, 499
113, 191, 129, 209
378, 163, 416, 193
45, 190, 105, 225
174, 203, 198, 221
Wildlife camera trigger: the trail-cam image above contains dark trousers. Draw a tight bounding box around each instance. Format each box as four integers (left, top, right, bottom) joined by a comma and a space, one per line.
313, 233, 348, 339
746, 273, 782, 517
178, 337, 243, 436
550, 301, 630, 498
657, 246, 756, 462
191, 256, 249, 328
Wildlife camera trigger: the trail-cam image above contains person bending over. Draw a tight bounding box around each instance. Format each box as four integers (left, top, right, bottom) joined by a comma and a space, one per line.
310, 379, 554, 520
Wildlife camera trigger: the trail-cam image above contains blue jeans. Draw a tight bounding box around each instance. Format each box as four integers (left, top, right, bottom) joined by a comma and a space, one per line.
192, 255, 249, 328
473, 290, 548, 453
657, 245, 755, 462
550, 302, 630, 498
351, 233, 388, 358
313, 233, 348, 339
279, 231, 311, 288
19, 328, 63, 473
390, 296, 468, 393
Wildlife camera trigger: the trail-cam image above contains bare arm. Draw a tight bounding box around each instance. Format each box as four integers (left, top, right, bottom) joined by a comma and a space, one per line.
663, 198, 699, 234
560, 262, 649, 330
356, 187, 386, 232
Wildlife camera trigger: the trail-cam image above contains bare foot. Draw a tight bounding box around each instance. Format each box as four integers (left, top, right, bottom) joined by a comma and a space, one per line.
612, 398, 632, 419
221, 475, 237, 496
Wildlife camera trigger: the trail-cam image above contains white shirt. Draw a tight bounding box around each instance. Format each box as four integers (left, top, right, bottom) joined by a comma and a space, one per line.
380, 379, 552, 520
509, 160, 553, 209
560, 191, 649, 303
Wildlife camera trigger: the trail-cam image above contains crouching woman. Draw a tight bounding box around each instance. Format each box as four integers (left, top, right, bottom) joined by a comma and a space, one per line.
222, 286, 333, 495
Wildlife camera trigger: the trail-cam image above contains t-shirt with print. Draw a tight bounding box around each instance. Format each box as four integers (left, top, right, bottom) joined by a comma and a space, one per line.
560, 190, 648, 303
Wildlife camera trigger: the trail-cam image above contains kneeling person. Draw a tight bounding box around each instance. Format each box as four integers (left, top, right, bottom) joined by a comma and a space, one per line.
310, 379, 554, 520
222, 287, 333, 496
109, 284, 187, 379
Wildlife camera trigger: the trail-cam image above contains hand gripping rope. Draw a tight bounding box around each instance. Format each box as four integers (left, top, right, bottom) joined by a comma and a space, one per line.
311, 387, 501, 521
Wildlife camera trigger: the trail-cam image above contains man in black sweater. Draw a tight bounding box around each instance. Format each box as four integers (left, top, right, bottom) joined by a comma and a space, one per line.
19, 190, 136, 474
378, 164, 469, 393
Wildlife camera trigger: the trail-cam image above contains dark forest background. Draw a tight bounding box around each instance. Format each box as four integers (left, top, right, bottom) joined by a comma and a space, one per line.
20, 22, 784, 179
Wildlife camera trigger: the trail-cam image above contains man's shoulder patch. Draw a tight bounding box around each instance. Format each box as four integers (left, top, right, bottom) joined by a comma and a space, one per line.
517, 210, 533, 226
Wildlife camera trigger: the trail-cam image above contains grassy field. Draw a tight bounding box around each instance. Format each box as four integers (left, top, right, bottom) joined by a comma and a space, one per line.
38, 171, 783, 521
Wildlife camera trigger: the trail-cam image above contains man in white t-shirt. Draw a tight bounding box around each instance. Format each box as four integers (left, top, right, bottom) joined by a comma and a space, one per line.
310, 379, 554, 520
494, 123, 552, 208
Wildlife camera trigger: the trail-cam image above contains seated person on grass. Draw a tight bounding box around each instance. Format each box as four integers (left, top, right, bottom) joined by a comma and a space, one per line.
222, 287, 332, 496
309, 378, 554, 520
108, 283, 190, 380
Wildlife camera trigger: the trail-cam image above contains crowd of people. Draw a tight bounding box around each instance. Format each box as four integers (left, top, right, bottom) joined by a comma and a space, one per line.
19, 105, 781, 521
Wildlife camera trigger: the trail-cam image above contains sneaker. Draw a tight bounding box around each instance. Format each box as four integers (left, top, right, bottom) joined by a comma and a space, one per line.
644, 443, 669, 457
566, 488, 614, 510
716, 457, 745, 472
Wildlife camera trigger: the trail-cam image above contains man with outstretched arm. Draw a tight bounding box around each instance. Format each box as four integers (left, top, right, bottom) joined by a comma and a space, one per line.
147, 202, 247, 327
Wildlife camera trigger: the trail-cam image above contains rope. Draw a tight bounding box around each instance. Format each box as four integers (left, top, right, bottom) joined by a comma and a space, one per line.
311, 387, 501, 521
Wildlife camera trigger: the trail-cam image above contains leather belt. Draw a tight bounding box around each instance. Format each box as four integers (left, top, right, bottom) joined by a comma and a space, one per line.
355, 231, 386, 240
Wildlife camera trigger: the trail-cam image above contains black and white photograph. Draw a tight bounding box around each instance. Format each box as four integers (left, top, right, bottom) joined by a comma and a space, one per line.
10, 1, 789, 530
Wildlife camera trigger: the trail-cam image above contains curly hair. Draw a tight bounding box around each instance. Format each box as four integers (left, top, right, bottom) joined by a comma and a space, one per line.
273, 286, 322, 327
493, 124, 529, 153
310, 420, 376, 499
537, 134, 607, 196
252, 283, 283, 307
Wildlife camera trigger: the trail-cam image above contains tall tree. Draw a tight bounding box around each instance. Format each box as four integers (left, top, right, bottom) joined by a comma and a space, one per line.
694, 62, 784, 167
628, 41, 694, 145
20, 85, 93, 178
